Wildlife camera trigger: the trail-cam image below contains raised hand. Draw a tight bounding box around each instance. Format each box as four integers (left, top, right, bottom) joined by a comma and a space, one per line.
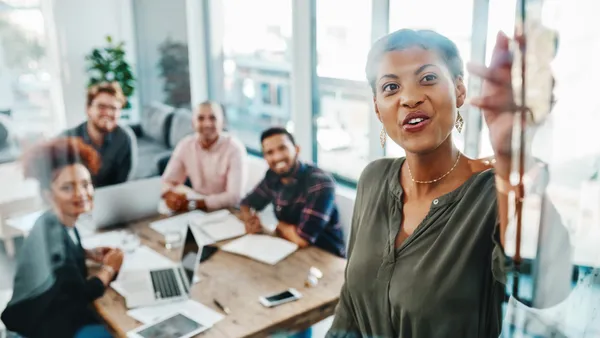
467, 31, 520, 160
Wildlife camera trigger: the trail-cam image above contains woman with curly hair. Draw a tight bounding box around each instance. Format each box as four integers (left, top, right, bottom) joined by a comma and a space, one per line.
1, 137, 124, 338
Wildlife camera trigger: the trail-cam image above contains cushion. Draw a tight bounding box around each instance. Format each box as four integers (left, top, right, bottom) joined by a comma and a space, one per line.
168, 109, 194, 148
0, 114, 12, 147
132, 136, 171, 179
140, 102, 175, 146
0, 122, 7, 147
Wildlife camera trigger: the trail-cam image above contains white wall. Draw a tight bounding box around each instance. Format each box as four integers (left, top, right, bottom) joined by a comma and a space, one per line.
51, 0, 139, 127
132, 0, 188, 108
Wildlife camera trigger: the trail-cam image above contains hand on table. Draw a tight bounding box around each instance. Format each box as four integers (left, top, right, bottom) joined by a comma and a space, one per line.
87, 246, 113, 263
275, 222, 295, 238
244, 214, 262, 234
162, 190, 188, 212
103, 248, 124, 272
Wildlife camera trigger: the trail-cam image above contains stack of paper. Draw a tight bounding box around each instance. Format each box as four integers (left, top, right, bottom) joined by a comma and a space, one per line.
192, 209, 230, 225
127, 299, 224, 327
118, 245, 175, 274
221, 234, 298, 265
193, 211, 246, 242
5, 210, 44, 233
81, 230, 132, 250
149, 211, 206, 236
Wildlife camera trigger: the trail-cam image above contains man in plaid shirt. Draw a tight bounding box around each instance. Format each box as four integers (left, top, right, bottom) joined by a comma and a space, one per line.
240, 127, 345, 257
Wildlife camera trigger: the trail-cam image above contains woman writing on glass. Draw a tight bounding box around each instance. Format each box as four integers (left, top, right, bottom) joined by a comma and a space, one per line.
1, 137, 123, 338
327, 29, 569, 337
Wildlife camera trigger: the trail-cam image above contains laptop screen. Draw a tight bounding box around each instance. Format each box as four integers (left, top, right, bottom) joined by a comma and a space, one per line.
180, 226, 200, 284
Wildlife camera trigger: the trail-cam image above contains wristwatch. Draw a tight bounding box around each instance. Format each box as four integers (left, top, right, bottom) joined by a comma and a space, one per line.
101, 265, 116, 277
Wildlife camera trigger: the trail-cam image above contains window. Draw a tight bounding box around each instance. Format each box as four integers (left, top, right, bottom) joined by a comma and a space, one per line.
221, 0, 292, 151
133, 0, 191, 110
315, 0, 372, 181
386, 0, 475, 158
0, 0, 60, 140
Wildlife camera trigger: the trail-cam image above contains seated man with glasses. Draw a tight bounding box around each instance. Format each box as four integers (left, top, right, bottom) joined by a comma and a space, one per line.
62, 82, 135, 187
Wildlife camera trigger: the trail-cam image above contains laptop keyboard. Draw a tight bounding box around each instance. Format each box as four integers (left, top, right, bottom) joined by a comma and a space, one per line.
177, 268, 190, 294
150, 269, 182, 299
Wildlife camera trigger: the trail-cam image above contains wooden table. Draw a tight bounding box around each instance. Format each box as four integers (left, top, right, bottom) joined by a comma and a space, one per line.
95, 216, 347, 338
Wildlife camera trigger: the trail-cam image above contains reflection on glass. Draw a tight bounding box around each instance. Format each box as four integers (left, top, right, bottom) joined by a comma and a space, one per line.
315, 0, 373, 181
0, 7, 56, 140
222, 0, 292, 150
482, 0, 600, 335
316, 0, 372, 81
316, 81, 372, 181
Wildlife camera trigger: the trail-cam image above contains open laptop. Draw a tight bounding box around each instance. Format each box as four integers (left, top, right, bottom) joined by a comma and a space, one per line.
122, 225, 202, 309
91, 177, 162, 229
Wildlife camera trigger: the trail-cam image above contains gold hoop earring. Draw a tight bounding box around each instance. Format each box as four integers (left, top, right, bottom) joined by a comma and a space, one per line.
455, 111, 464, 133
380, 127, 386, 148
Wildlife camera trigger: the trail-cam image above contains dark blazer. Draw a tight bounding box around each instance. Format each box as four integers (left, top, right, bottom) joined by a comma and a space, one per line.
1, 211, 107, 338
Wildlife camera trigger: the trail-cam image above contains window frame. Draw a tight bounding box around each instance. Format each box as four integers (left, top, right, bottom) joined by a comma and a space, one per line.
191, 0, 503, 184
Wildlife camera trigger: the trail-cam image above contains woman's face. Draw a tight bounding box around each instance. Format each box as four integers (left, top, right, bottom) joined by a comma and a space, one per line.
374, 47, 466, 154
45, 164, 94, 219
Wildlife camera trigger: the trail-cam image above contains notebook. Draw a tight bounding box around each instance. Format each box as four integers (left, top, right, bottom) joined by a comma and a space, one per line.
221, 234, 298, 265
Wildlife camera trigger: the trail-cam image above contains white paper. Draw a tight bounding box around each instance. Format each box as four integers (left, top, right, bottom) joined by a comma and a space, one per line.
5, 210, 44, 233
118, 245, 176, 274
221, 234, 298, 265
192, 209, 230, 225
194, 214, 246, 242
81, 230, 132, 250
258, 205, 279, 234
150, 211, 206, 236
110, 246, 176, 297
127, 299, 224, 327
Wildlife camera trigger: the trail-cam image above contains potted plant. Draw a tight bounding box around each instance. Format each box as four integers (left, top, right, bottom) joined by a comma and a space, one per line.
157, 38, 190, 108
85, 35, 135, 118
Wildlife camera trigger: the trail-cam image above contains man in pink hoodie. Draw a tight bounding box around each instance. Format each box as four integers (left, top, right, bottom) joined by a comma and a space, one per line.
162, 101, 247, 212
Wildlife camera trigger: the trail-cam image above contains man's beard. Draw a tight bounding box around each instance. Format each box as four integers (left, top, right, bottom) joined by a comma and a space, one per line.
93, 119, 116, 133
277, 156, 299, 178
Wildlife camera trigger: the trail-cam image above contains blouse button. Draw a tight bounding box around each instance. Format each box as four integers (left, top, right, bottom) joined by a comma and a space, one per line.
433, 199, 439, 205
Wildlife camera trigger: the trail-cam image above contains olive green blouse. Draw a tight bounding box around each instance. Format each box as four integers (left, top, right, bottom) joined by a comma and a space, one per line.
327, 158, 508, 338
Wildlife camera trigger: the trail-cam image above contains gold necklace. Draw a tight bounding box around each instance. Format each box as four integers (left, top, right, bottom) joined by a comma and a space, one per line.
407, 153, 461, 184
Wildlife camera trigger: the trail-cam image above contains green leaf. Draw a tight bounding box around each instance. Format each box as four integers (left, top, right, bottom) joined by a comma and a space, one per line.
85, 36, 136, 101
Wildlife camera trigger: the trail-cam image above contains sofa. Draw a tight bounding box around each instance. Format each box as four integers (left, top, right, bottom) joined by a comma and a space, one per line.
129, 102, 194, 179
0, 114, 20, 164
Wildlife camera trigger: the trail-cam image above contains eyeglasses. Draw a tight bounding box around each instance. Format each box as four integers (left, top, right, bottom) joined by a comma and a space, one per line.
93, 103, 121, 112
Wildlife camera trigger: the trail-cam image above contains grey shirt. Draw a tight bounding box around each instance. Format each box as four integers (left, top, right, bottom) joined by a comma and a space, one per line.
327, 158, 508, 338
62, 122, 132, 188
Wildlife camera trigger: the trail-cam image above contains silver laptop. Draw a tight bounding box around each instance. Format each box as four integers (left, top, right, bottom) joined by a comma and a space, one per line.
92, 177, 162, 229
123, 225, 202, 309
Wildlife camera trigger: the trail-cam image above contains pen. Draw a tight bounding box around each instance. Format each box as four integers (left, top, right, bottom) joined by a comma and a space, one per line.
213, 299, 231, 315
